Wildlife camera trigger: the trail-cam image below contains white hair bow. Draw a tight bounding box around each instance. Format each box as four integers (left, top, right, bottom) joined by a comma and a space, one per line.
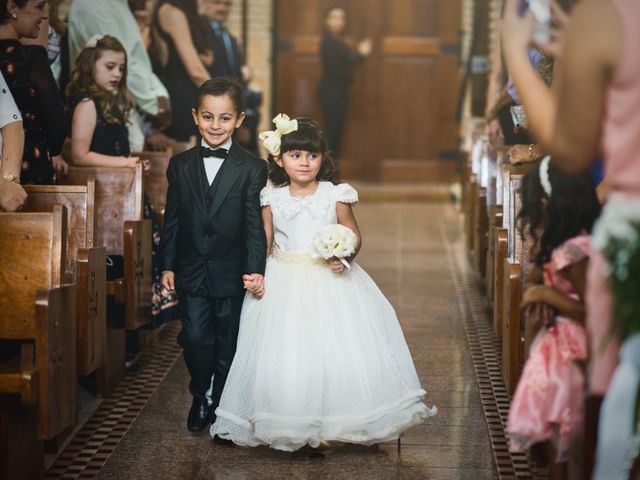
85, 34, 105, 49
258, 114, 298, 156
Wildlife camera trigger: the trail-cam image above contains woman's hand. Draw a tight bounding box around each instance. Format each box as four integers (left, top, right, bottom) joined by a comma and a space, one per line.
52, 155, 69, 181
521, 284, 550, 308
357, 39, 372, 56
508, 143, 542, 165
537, 1, 571, 59
501, 0, 536, 58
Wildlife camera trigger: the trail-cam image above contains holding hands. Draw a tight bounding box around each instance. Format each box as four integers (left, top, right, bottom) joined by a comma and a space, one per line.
243, 273, 265, 299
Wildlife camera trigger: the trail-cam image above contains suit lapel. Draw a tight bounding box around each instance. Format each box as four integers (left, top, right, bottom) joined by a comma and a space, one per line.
184, 149, 208, 219
206, 143, 244, 223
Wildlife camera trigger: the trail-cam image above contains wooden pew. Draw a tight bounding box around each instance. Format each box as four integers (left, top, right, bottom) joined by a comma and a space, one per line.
135, 148, 172, 225
0, 206, 77, 442
64, 163, 152, 331
64, 164, 152, 392
500, 168, 536, 394
22, 181, 107, 378
473, 142, 497, 278
485, 147, 506, 302
465, 136, 486, 255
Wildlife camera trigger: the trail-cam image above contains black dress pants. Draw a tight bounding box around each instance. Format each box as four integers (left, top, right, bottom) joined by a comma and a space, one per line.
177, 284, 244, 410
319, 83, 348, 159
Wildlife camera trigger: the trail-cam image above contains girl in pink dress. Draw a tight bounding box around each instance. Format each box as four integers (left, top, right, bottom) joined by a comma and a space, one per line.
507, 157, 601, 470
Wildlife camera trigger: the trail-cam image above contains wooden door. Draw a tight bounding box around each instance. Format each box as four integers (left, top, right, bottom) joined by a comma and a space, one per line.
274, 0, 462, 182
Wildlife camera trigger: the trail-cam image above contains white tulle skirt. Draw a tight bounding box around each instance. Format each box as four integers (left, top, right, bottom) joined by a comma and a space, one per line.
210, 251, 436, 451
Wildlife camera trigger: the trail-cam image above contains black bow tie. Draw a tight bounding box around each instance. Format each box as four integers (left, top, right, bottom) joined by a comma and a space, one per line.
200, 146, 228, 159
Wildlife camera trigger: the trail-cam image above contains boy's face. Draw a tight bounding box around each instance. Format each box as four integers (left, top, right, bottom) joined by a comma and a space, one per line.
192, 94, 245, 148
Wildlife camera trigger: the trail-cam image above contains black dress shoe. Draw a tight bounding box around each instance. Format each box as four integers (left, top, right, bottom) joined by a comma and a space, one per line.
187, 397, 213, 432
212, 434, 234, 446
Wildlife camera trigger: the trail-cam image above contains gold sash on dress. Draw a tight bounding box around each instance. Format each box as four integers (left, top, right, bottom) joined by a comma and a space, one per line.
270, 246, 328, 267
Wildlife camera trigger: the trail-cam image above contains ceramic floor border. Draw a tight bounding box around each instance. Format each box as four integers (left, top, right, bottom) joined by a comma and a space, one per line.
45, 322, 182, 480
442, 221, 534, 479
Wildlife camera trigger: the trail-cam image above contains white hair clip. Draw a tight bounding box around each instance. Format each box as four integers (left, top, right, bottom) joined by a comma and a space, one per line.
539, 155, 552, 197
85, 34, 105, 49
258, 113, 298, 156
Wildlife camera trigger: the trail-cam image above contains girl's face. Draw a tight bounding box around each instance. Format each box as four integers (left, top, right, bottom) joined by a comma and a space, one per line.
192, 93, 245, 148
277, 150, 323, 186
7, 0, 48, 39
93, 50, 126, 92
325, 8, 346, 35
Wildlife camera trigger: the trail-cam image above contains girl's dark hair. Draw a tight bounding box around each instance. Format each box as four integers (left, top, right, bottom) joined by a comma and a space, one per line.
195, 77, 244, 112
1, 0, 27, 23
518, 159, 601, 267
156, 0, 211, 56
268, 118, 338, 186
66, 35, 134, 125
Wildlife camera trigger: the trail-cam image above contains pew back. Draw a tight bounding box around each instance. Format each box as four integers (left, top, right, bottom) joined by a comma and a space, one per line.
23, 181, 97, 277
0, 209, 66, 333
65, 164, 144, 255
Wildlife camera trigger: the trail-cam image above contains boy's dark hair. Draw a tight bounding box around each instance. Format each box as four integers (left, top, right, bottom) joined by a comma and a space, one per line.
518, 159, 601, 267
267, 118, 338, 186
195, 77, 244, 113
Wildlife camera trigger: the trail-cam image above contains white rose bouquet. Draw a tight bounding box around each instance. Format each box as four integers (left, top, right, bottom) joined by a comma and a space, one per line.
313, 224, 357, 271
592, 194, 640, 339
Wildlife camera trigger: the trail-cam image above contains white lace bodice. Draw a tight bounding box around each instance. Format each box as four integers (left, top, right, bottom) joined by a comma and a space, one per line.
260, 181, 358, 253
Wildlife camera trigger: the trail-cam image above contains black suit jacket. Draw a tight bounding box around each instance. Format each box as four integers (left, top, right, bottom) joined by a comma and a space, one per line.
159, 142, 267, 297
207, 22, 243, 80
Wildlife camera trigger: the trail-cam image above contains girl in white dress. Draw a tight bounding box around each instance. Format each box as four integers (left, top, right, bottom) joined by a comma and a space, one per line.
210, 115, 436, 451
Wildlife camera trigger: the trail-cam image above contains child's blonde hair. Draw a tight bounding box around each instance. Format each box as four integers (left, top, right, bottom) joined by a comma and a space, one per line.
66, 35, 134, 125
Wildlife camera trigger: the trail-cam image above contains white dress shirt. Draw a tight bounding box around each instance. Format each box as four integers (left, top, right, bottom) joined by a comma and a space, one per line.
0, 72, 22, 163
202, 138, 232, 185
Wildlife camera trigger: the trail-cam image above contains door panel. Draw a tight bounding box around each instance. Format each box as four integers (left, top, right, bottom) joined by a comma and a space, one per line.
275, 0, 462, 181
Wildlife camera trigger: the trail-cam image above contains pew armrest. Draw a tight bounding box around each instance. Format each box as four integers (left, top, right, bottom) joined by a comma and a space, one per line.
123, 219, 152, 330
34, 284, 77, 440
106, 278, 127, 304
76, 247, 107, 376
0, 362, 39, 405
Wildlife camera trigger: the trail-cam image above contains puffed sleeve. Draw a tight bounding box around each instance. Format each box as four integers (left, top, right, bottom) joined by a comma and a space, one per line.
260, 185, 273, 207
332, 183, 359, 204
552, 234, 591, 271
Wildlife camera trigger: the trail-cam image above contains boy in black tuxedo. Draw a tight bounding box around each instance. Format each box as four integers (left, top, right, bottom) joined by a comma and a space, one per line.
160, 78, 267, 436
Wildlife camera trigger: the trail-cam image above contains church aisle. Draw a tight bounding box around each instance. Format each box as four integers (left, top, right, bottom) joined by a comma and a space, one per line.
49, 203, 503, 480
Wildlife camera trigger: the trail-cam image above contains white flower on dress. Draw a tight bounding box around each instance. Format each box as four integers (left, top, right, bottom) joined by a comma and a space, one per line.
313, 224, 357, 271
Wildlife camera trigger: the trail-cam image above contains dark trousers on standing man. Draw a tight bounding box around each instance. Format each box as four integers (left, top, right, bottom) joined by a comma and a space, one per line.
319, 83, 348, 160
177, 283, 244, 412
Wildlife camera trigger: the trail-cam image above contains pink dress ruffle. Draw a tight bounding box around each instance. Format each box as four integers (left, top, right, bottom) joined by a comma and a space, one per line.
507, 234, 590, 460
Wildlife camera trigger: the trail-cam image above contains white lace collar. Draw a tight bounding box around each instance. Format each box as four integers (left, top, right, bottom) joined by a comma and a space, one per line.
272, 182, 333, 220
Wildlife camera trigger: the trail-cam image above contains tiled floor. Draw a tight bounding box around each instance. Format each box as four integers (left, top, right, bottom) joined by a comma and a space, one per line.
47, 202, 533, 480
